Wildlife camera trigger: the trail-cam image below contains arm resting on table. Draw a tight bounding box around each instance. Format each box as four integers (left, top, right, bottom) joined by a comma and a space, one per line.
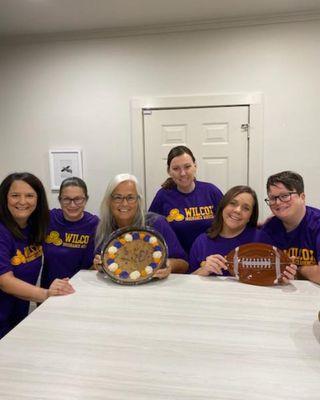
0, 272, 75, 302
167, 258, 188, 274
0, 271, 48, 302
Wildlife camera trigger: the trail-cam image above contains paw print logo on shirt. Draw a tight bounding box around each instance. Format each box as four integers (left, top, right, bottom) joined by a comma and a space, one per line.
11, 250, 27, 266
45, 231, 63, 246
166, 208, 185, 222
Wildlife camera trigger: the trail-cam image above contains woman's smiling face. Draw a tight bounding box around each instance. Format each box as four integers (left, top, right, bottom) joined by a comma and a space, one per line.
110, 180, 139, 228
221, 192, 254, 237
59, 186, 87, 222
168, 153, 197, 193
7, 180, 38, 228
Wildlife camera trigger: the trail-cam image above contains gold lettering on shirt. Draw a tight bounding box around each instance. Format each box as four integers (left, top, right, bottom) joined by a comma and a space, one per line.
284, 247, 316, 266
11, 245, 43, 266
184, 205, 214, 222
166, 205, 215, 223
45, 231, 90, 249
65, 233, 90, 245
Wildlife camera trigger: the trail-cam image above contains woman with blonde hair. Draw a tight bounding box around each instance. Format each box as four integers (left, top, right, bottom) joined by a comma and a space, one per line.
95, 173, 188, 277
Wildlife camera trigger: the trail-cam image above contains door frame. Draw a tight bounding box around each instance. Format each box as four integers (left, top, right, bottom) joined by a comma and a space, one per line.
131, 93, 264, 213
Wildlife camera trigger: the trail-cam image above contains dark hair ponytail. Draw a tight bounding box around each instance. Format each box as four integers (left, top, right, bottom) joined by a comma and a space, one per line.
161, 178, 176, 189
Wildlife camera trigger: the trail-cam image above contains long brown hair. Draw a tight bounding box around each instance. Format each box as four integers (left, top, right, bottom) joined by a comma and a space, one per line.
207, 185, 259, 239
0, 172, 50, 243
162, 146, 196, 190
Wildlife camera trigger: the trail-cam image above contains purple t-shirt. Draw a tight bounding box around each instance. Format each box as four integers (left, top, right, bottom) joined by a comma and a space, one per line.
0, 222, 43, 339
146, 213, 187, 261
189, 226, 272, 274
41, 209, 99, 288
261, 206, 320, 267
149, 181, 223, 253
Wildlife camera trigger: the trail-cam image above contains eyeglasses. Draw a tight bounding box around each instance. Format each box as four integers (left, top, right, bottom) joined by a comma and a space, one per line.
111, 194, 139, 204
264, 192, 298, 206
60, 197, 86, 206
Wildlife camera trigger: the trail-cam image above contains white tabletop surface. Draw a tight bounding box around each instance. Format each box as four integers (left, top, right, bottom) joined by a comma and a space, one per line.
0, 271, 319, 400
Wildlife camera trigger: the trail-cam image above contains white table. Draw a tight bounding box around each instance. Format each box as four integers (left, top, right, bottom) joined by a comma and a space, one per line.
0, 271, 319, 400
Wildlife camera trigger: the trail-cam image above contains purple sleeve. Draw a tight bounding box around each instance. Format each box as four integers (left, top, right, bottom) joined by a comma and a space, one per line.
210, 185, 223, 205
315, 228, 320, 263
0, 227, 13, 276
82, 216, 99, 267
310, 212, 320, 263
82, 234, 96, 267
188, 234, 206, 273
152, 216, 187, 261
148, 190, 164, 215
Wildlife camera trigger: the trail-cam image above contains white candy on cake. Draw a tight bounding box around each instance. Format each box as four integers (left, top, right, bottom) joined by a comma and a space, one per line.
108, 246, 118, 254
129, 270, 141, 280
149, 236, 157, 244
153, 251, 162, 259
145, 266, 153, 275
108, 263, 118, 272
124, 233, 133, 242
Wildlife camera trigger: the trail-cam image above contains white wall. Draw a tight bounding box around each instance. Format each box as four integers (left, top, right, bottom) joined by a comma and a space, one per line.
0, 19, 319, 217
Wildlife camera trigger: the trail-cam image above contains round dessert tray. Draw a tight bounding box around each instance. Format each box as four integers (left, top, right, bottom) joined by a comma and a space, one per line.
101, 226, 168, 285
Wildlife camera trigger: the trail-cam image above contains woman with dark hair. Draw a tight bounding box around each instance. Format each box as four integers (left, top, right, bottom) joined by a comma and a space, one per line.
41, 177, 99, 289
189, 185, 296, 281
0, 172, 74, 339
262, 170, 320, 283
149, 145, 223, 253
94, 173, 188, 276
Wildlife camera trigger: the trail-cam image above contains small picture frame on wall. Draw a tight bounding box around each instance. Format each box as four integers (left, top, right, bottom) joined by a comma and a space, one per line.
49, 149, 83, 191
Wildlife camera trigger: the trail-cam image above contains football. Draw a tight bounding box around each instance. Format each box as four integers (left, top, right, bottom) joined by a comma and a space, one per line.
226, 242, 291, 286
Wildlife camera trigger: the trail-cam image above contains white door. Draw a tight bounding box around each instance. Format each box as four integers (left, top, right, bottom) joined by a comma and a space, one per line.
143, 106, 249, 207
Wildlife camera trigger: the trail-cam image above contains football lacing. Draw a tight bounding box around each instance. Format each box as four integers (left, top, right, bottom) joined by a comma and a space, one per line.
240, 258, 272, 269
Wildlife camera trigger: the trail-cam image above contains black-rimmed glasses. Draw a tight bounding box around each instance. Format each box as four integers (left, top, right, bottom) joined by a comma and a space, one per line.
264, 192, 298, 206
111, 194, 139, 204
60, 197, 86, 206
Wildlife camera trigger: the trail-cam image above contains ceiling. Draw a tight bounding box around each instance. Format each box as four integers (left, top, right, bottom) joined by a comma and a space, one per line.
1, 0, 320, 39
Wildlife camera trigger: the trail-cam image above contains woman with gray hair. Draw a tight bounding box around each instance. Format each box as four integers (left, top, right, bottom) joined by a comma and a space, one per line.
94, 173, 188, 278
